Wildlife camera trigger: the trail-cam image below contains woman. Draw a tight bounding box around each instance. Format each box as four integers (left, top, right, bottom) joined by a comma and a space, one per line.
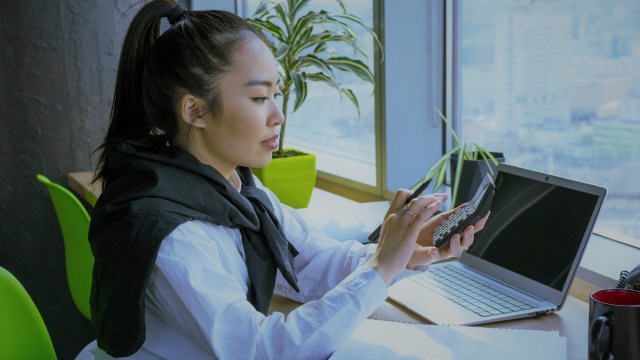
78, 1, 488, 358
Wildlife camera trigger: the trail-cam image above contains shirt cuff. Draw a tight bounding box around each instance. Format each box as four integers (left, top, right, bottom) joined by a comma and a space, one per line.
358, 243, 429, 287
388, 265, 429, 286
340, 264, 388, 315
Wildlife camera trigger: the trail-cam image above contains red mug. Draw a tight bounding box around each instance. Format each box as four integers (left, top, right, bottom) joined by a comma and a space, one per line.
588, 289, 640, 360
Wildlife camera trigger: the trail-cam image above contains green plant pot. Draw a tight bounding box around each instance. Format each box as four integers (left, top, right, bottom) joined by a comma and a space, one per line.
251, 149, 317, 209
450, 152, 505, 207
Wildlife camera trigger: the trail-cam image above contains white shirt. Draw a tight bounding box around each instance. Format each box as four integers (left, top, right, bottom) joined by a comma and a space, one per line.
78, 175, 417, 359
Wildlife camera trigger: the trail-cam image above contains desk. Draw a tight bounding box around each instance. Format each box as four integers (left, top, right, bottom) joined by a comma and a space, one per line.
69, 170, 588, 359
68, 171, 100, 207
269, 294, 587, 359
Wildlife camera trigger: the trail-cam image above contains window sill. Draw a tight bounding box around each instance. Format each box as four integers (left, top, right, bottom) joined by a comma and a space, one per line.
578, 233, 639, 289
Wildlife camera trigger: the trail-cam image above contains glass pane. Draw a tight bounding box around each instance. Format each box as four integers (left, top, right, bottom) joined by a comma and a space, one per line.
457, 0, 640, 245
246, 0, 377, 186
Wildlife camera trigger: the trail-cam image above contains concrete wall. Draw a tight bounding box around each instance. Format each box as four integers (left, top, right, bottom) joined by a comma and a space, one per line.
0, 1, 137, 357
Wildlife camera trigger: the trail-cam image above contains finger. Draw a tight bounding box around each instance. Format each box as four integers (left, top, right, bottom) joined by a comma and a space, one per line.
460, 225, 475, 250
407, 246, 441, 269
429, 193, 449, 202
446, 233, 463, 258
427, 247, 440, 261
386, 189, 413, 218
409, 246, 431, 266
417, 198, 445, 220
430, 210, 450, 227
376, 222, 388, 248
473, 211, 491, 232
400, 196, 443, 225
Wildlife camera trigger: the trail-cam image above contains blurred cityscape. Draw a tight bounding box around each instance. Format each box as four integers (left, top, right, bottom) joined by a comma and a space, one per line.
247, 0, 640, 243
460, 0, 640, 241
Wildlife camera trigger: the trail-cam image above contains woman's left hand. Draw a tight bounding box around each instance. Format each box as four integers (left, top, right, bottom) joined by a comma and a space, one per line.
406, 205, 490, 269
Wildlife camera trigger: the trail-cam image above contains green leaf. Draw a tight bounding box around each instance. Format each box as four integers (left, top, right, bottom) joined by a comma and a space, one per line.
291, 31, 362, 58
289, 27, 314, 57
475, 145, 500, 175
273, 2, 291, 35
304, 72, 332, 82
451, 140, 468, 207
304, 72, 341, 94
290, 71, 307, 112
292, 54, 335, 76
435, 107, 461, 147
320, 16, 360, 40
332, 13, 384, 61
290, 11, 317, 45
313, 42, 327, 54
425, 147, 460, 179
325, 57, 374, 83
274, 43, 291, 60
425, 154, 450, 180
288, 0, 311, 21
248, 18, 286, 43
341, 88, 360, 117
435, 163, 447, 192
253, 0, 274, 18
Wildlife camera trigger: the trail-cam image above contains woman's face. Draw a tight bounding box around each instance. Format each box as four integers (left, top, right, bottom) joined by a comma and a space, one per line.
189, 36, 284, 179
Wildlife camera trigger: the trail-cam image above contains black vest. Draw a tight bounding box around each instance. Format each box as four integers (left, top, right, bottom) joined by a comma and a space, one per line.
89, 139, 298, 357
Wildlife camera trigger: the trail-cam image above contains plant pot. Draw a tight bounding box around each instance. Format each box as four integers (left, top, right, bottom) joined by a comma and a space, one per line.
251, 149, 316, 209
450, 152, 505, 207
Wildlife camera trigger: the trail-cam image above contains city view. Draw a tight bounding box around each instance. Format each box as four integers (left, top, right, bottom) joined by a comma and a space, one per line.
459, 0, 640, 242
245, 0, 640, 243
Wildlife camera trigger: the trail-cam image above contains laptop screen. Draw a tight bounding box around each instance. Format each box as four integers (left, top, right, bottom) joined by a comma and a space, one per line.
467, 169, 600, 291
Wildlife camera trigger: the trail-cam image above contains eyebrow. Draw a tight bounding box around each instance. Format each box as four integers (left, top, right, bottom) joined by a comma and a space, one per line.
243, 79, 280, 87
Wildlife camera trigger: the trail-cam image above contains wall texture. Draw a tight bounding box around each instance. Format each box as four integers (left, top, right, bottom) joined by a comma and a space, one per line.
0, 0, 137, 358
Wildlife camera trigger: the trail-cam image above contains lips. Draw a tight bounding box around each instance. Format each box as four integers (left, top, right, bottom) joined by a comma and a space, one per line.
261, 135, 279, 150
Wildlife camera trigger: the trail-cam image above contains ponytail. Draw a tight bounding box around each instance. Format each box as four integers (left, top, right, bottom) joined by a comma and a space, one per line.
94, 0, 261, 188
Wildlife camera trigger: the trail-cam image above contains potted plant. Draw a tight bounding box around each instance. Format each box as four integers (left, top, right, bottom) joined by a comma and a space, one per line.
247, 0, 381, 208
417, 109, 504, 208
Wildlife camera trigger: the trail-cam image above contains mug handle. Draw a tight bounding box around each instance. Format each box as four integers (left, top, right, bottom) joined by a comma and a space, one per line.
589, 313, 612, 360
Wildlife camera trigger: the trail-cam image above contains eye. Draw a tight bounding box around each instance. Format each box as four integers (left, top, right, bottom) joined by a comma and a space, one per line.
252, 97, 268, 103
274, 92, 282, 99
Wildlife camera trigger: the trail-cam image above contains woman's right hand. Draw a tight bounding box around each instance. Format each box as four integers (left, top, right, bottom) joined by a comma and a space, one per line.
367, 190, 446, 284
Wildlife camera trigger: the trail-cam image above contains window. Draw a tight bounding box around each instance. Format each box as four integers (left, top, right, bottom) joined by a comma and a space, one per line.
454, 0, 640, 247
244, 0, 379, 187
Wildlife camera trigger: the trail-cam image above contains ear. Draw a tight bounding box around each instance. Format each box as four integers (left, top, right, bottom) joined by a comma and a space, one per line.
177, 94, 208, 128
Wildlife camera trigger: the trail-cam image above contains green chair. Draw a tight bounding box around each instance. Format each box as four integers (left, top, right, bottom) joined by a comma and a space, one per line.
37, 174, 93, 320
0, 266, 57, 360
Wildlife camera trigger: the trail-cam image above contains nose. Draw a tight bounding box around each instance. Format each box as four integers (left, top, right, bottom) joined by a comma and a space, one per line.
270, 101, 285, 126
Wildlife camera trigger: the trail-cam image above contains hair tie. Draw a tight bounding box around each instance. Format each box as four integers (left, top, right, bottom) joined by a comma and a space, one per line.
167, 3, 187, 26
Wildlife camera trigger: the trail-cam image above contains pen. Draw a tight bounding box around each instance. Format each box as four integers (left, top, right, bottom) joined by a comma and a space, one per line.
367, 178, 434, 243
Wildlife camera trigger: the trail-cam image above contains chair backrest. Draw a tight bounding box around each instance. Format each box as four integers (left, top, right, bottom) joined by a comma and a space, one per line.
0, 266, 57, 360
36, 174, 93, 320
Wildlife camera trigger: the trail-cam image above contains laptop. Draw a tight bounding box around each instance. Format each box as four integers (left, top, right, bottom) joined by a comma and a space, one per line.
388, 163, 607, 325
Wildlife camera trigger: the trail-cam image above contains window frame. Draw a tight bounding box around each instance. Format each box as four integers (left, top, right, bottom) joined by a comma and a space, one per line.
380, 0, 446, 197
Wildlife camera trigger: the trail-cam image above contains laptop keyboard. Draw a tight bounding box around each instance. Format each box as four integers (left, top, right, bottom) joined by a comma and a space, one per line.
409, 264, 536, 317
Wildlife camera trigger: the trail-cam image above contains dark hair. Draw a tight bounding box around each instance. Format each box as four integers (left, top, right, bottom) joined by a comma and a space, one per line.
94, 0, 264, 188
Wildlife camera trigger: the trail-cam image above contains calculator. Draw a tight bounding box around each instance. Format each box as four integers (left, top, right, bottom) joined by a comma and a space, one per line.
433, 173, 495, 249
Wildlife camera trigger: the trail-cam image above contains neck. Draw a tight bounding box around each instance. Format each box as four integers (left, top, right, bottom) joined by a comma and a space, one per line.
179, 141, 235, 182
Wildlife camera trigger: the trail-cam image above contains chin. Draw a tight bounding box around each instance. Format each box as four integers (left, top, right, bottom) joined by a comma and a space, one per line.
251, 154, 273, 169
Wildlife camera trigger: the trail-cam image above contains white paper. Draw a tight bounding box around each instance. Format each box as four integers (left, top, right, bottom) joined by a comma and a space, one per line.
331, 319, 566, 360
